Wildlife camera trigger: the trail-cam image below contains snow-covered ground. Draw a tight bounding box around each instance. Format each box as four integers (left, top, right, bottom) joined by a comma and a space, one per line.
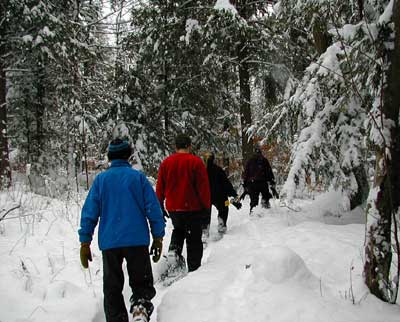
1, 187, 399, 322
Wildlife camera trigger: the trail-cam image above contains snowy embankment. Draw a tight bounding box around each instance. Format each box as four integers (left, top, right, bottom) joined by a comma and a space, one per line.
0, 188, 399, 322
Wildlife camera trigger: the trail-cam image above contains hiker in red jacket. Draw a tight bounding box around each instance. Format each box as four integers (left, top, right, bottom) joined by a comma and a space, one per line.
156, 133, 210, 272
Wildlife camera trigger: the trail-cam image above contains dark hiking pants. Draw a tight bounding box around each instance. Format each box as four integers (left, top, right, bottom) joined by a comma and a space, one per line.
169, 211, 205, 272
102, 246, 155, 322
214, 200, 229, 227
248, 181, 272, 210
202, 201, 229, 227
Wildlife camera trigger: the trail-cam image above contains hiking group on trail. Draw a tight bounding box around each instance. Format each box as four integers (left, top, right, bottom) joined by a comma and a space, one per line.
78, 133, 276, 322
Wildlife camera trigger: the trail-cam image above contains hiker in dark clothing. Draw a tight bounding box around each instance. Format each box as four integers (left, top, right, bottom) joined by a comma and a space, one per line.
204, 152, 241, 235
243, 146, 275, 213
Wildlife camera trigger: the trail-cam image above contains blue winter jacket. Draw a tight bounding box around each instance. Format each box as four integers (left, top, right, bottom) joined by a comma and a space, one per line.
78, 160, 165, 250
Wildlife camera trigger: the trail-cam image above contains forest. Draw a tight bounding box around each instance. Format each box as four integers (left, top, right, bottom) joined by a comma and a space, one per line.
1, 0, 399, 305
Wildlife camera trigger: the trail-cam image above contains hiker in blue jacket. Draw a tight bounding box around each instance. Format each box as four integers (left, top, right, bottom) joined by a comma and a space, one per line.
78, 138, 165, 322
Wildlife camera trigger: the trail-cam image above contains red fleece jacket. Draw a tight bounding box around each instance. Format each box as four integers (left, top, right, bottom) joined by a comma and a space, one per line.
156, 152, 211, 212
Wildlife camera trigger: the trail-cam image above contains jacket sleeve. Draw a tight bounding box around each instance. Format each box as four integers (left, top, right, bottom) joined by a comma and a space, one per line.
78, 177, 101, 243
142, 174, 166, 239
195, 158, 211, 210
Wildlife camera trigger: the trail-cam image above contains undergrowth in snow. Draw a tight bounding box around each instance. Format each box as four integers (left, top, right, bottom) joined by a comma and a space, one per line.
0, 188, 399, 322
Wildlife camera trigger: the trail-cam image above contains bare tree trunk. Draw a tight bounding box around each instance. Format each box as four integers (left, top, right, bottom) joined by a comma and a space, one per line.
33, 69, 45, 163
312, 16, 331, 55
350, 165, 369, 210
0, 62, 11, 188
364, 0, 400, 302
235, 0, 254, 165
357, 0, 364, 20
0, 1, 11, 188
238, 42, 253, 165
28, 67, 47, 195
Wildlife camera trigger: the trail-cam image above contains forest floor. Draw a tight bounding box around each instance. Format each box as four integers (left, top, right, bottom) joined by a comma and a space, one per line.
1, 187, 399, 322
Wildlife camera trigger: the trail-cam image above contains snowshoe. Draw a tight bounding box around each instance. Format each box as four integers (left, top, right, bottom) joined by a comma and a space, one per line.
202, 225, 210, 248
158, 252, 187, 287
131, 304, 149, 322
217, 224, 227, 234
249, 207, 254, 216
217, 217, 227, 233
261, 200, 271, 209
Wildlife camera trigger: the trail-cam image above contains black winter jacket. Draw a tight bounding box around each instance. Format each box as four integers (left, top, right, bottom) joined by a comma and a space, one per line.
243, 153, 274, 186
207, 162, 237, 205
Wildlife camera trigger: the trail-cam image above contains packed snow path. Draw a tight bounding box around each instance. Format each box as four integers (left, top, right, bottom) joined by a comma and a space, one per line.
1, 190, 400, 322
153, 196, 400, 322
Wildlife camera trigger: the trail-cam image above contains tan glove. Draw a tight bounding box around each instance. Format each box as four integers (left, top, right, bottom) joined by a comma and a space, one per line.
80, 242, 92, 268
150, 237, 163, 263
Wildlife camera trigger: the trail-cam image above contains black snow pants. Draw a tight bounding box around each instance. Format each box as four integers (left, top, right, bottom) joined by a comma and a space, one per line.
102, 246, 155, 322
214, 200, 229, 227
248, 180, 272, 211
168, 211, 206, 272
202, 200, 229, 228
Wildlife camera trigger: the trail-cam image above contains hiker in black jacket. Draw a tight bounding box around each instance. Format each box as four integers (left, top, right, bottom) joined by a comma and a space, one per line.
243, 146, 276, 213
204, 152, 241, 235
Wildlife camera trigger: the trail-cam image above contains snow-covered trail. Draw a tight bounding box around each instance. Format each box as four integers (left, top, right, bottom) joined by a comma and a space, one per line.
154, 196, 400, 322
1, 190, 400, 322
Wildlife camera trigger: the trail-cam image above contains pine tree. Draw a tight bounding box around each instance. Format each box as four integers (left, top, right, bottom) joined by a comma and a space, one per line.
4, 0, 109, 194
124, 0, 241, 172
268, 1, 376, 207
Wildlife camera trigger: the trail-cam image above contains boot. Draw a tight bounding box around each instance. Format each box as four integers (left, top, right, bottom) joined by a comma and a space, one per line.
130, 299, 153, 322
262, 199, 271, 209
202, 224, 210, 243
132, 305, 148, 322
217, 217, 227, 234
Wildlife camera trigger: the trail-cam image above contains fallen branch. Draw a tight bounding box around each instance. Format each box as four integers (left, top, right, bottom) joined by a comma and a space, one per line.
0, 205, 21, 222
1, 213, 38, 221
279, 204, 301, 212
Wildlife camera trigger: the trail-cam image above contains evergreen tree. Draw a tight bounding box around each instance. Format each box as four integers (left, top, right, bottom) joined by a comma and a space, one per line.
125, 0, 241, 172
4, 0, 109, 194
267, 0, 377, 207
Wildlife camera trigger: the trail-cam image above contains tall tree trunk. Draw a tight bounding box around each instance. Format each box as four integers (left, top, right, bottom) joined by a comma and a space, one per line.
28, 67, 47, 194
0, 1, 11, 188
235, 0, 254, 165
357, 0, 364, 20
34, 69, 45, 163
0, 62, 11, 188
364, 0, 400, 302
350, 165, 369, 210
238, 42, 253, 165
312, 15, 331, 55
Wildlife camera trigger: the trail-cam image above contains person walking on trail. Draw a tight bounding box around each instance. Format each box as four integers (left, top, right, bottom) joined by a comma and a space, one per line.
203, 152, 241, 236
243, 146, 276, 213
156, 133, 211, 272
78, 138, 165, 322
